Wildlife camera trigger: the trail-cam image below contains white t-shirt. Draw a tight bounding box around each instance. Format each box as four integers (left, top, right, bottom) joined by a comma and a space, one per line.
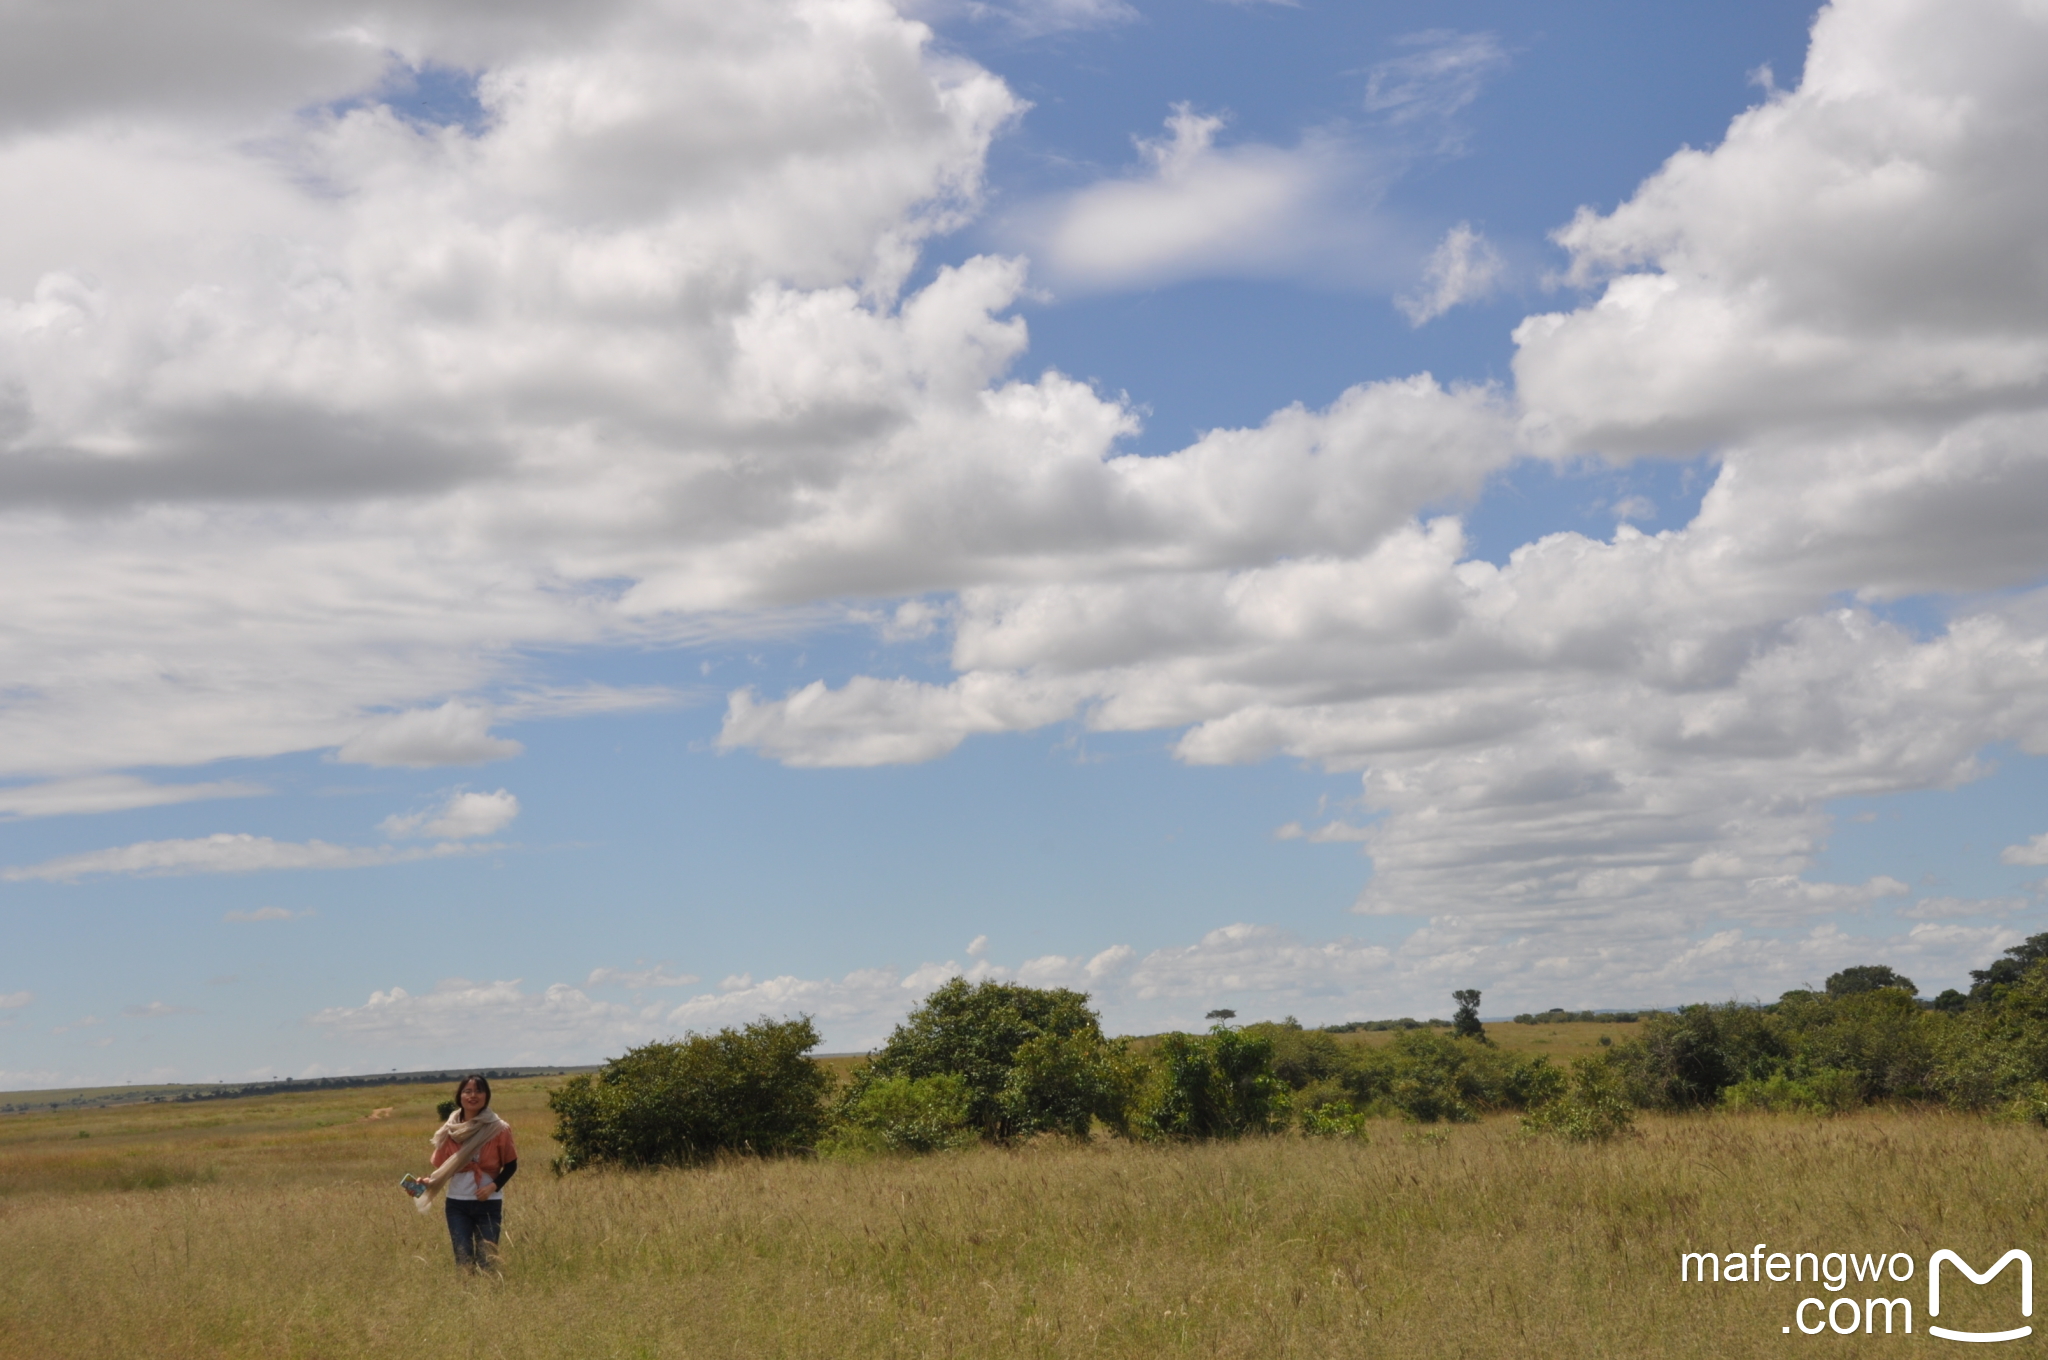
444, 1164, 500, 1201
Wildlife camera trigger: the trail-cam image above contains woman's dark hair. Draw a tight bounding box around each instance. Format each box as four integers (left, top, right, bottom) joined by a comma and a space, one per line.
451, 1074, 492, 1120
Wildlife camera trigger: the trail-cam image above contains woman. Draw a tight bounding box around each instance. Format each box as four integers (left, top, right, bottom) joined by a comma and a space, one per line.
404, 1075, 518, 1270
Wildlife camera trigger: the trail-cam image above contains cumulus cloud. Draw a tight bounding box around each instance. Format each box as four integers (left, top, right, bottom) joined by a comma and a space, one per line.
1397, 223, 1505, 324
0, 991, 32, 1009
1517, 0, 2048, 459
379, 788, 519, 839
2001, 833, 2048, 866
7, 0, 2048, 1016
714, 0, 2048, 965
0, 0, 1034, 781
3, 833, 486, 883
1024, 105, 1384, 292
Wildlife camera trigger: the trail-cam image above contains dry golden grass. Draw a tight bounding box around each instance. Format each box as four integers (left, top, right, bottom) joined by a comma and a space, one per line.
2, 1078, 2043, 1358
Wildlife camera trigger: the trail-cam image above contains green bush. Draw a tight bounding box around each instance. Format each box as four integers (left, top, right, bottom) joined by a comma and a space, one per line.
1522, 1057, 1635, 1142
1134, 1025, 1290, 1140
1720, 1068, 1862, 1115
1241, 1021, 1350, 1089
1776, 988, 1938, 1100
1344, 1029, 1560, 1123
1606, 1003, 1789, 1108
855, 979, 1130, 1141
1298, 1102, 1371, 1139
548, 1016, 831, 1171
825, 1073, 976, 1155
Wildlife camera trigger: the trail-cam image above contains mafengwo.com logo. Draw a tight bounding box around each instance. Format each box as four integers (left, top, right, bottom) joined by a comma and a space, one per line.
1681, 1245, 2033, 1341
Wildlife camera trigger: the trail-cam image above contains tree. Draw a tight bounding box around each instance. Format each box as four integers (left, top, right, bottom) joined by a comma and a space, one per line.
1136, 1025, 1289, 1139
857, 979, 1128, 1140
548, 1016, 831, 1170
1205, 1008, 1237, 1021
1970, 933, 2048, 1001
1825, 964, 1917, 997
1451, 989, 1485, 1040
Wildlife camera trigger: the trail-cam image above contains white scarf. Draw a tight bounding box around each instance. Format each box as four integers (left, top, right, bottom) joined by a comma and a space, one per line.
413, 1108, 510, 1214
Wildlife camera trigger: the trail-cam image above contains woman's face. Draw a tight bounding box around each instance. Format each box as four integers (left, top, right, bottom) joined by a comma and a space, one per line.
459, 1081, 488, 1113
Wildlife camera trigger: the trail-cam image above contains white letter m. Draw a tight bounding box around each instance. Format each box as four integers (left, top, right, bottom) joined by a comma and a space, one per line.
1929, 1249, 2033, 1343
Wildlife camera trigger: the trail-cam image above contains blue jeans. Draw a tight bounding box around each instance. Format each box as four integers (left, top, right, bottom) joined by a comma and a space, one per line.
445, 1197, 502, 1268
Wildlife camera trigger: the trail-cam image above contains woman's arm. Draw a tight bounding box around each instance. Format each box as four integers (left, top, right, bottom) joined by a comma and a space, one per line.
489, 1159, 519, 1195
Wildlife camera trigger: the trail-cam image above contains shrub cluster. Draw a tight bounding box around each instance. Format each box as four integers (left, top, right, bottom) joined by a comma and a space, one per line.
1597, 937, 2048, 1118
1241, 1011, 1562, 1130
548, 1016, 831, 1171
550, 985, 1590, 1170
1511, 1009, 1641, 1025
841, 978, 1137, 1142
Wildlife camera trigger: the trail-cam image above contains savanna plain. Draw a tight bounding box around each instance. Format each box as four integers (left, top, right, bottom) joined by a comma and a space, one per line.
3, 1026, 2042, 1360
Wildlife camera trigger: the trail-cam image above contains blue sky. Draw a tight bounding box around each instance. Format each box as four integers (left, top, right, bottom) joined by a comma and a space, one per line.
4, 0, 2048, 1086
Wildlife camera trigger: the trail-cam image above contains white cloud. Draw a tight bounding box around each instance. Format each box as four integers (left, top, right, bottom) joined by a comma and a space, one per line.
897, 0, 1136, 37
337, 704, 523, 769
0, 991, 32, 1009
1397, 222, 1505, 325
989, 0, 1136, 35
221, 905, 314, 922
122, 1001, 199, 1018
1517, 0, 2048, 459
1900, 895, 2030, 920
380, 788, 519, 840
3, 0, 2048, 1017
2001, 833, 2048, 866
585, 964, 699, 989
309, 978, 655, 1057
2, 833, 487, 883
297, 913, 2030, 1056
1025, 105, 1380, 293
720, 673, 1083, 768
1363, 31, 1509, 137
0, 775, 265, 819
1274, 820, 1372, 844
713, 0, 2048, 958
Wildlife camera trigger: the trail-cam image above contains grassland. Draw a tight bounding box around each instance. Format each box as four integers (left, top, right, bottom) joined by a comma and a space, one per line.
2, 1068, 2041, 1359
1333, 1018, 1642, 1057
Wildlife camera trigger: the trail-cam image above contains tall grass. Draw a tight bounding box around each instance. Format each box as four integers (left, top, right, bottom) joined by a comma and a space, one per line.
2, 1079, 2043, 1357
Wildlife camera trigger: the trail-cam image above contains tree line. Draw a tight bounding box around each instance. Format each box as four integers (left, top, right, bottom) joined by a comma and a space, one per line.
545, 934, 2048, 1168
